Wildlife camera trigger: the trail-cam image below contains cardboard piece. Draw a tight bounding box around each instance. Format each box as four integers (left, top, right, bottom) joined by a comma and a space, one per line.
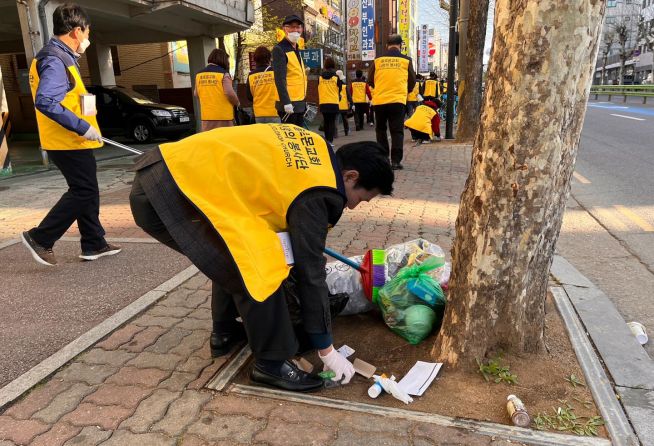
353, 358, 376, 378
292, 357, 314, 373
80, 93, 96, 116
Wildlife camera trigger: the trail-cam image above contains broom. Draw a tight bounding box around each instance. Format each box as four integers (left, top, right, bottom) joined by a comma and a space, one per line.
324, 247, 386, 303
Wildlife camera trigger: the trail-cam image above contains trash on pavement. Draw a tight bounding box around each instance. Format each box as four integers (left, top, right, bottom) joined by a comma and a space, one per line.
292, 357, 314, 373
627, 321, 648, 345
368, 373, 390, 398
397, 361, 443, 396
373, 375, 413, 404
353, 358, 377, 378
337, 344, 355, 358
506, 394, 531, 427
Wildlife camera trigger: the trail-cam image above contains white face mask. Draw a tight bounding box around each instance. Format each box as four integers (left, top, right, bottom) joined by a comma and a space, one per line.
287, 32, 301, 43
78, 38, 91, 54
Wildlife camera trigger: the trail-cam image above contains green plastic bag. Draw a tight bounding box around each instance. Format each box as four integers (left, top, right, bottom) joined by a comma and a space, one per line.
375, 257, 446, 344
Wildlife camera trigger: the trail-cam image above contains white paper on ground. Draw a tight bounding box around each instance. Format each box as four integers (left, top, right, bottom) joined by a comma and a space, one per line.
276, 232, 295, 265
337, 345, 355, 358
397, 361, 442, 396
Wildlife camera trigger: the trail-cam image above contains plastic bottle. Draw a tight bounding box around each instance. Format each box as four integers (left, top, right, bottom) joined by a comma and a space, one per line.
368, 374, 387, 398
506, 395, 531, 427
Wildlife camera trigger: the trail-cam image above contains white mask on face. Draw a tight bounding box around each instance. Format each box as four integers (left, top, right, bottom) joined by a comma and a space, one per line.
78, 38, 91, 54
287, 32, 301, 43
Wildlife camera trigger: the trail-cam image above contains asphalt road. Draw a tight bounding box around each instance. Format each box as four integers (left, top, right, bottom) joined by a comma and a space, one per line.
557, 97, 654, 357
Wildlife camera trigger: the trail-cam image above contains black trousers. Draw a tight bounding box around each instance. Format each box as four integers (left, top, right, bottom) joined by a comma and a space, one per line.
367, 105, 375, 124
322, 112, 337, 143
374, 103, 407, 164
29, 149, 106, 252
129, 163, 298, 361
340, 112, 349, 135
278, 110, 304, 126
410, 129, 430, 141
354, 103, 368, 130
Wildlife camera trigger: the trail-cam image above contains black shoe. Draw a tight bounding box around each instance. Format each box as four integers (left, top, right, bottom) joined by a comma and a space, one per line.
250, 360, 323, 392
79, 243, 122, 261
210, 323, 247, 357
392, 162, 404, 170
21, 231, 57, 266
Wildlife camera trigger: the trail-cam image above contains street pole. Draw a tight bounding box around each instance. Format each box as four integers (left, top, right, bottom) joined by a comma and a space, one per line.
445, 0, 458, 139
457, 0, 469, 90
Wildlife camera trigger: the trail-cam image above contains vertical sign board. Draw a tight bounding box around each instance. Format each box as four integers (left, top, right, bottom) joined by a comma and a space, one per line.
299, 48, 324, 69
360, 0, 375, 60
419, 25, 429, 72
347, 0, 362, 61
398, 0, 410, 55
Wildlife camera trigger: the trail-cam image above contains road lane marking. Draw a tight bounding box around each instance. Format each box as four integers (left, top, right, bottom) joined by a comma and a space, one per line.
573, 172, 591, 184
609, 113, 646, 121
613, 205, 654, 232
588, 104, 629, 109
592, 207, 630, 232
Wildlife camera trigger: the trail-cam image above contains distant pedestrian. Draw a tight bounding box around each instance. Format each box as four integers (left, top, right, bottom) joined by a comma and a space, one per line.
405, 100, 441, 143
368, 34, 416, 170
422, 72, 440, 102
22, 3, 121, 266
336, 70, 351, 137
272, 15, 308, 126
406, 74, 421, 117
318, 57, 342, 144
350, 70, 371, 131
194, 48, 240, 132
246, 46, 280, 124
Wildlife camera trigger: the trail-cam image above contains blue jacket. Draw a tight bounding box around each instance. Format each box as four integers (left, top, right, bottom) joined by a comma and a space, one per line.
34, 38, 90, 136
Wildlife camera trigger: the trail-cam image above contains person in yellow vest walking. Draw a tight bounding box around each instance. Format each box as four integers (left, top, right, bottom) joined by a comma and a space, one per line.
368, 34, 416, 170
336, 70, 352, 136
129, 124, 394, 392
318, 57, 342, 143
272, 15, 308, 126
246, 46, 279, 124
21, 3, 121, 266
422, 72, 441, 102
194, 48, 240, 131
350, 70, 371, 131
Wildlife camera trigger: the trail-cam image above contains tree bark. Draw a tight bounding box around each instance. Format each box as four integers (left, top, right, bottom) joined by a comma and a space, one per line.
432, 0, 606, 367
455, 0, 490, 142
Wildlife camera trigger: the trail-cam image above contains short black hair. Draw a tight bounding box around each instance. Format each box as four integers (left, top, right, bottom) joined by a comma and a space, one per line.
253, 46, 271, 66
53, 3, 90, 36
336, 141, 394, 195
324, 57, 336, 69
356, 69, 363, 78
388, 34, 403, 46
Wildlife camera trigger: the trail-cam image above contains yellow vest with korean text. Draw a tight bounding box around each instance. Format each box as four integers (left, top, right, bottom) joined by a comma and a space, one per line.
160, 124, 345, 302
248, 68, 279, 117
29, 46, 102, 151
407, 82, 420, 102
318, 75, 340, 105
196, 66, 234, 121
372, 56, 409, 106
424, 79, 439, 97
404, 105, 436, 137
339, 85, 349, 111
351, 81, 367, 103
285, 49, 307, 101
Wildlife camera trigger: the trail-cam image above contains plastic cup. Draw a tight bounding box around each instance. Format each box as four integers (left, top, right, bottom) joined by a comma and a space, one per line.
627, 321, 648, 345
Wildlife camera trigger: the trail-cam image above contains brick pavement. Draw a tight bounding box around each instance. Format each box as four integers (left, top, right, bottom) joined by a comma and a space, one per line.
0, 128, 516, 446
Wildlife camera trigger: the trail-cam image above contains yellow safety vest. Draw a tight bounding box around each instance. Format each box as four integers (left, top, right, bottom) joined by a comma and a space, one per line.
248, 68, 278, 118
351, 81, 367, 103
160, 124, 344, 302
29, 53, 102, 151
196, 68, 234, 121
442, 82, 448, 94
407, 83, 420, 102
285, 49, 307, 101
318, 75, 340, 106
404, 105, 436, 137
424, 79, 439, 97
372, 56, 409, 106
339, 85, 349, 111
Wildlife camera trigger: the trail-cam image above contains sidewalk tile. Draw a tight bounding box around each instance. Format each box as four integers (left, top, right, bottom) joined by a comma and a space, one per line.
253, 419, 335, 446
98, 430, 176, 446
118, 389, 180, 433
0, 416, 49, 445
186, 413, 265, 444
120, 326, 167, 353
125, 352, 184, 370
175, 317, 212, 332
177, 355, 213, 375
151, 390, 211, 436
145, 328, 192, 354
333, 428, 408, 446
186, 308, 212, 320
3, 379, 71, 420
338, 412, 412, 435
158, 372, 197, 392
82, 384, 153, 408
32, 383, 96, 424
186, 356, 229, 390
412, 422, 491, 445
30, 422, 81, 446
268, 403, 344, 427
96, 324, 145, 350
106, 366, 170, 387
54, 363, 117, 386
132, 315, 180, 329
77, 348, 136, 367
204, 394, 279, 419
62, 402, 133, 430
168, 330, 210, 356
62, 426, 111, 446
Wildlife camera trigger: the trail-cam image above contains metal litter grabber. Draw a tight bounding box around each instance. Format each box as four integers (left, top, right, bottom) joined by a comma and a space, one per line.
102, 137, 144, 155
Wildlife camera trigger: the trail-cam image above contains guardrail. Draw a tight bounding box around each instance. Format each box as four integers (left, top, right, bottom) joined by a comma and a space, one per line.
590, 85, 654, 104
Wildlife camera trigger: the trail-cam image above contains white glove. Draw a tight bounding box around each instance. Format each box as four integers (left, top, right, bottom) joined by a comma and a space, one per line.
417, 94, 424, 102
283, 103, 294, 114
319, 347, 355, 384
83, 126, 102, 142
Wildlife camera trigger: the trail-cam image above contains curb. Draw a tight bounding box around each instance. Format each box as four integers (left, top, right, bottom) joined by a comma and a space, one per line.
0, 265, 198, 410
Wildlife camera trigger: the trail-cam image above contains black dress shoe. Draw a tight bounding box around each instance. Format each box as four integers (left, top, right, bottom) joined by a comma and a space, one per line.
392, 162, 404, 170
210, 324, 247, 357
250, 360, 324, 392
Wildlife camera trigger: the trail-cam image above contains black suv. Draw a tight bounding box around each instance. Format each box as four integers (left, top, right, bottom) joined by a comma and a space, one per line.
87, 85, 193, 143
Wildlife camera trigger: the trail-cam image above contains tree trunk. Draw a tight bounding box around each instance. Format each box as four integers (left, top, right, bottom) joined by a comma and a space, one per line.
619, 51, 625, 85
432, 0, 606, 367
601, 54, 607, 85
456, 0, 490, 141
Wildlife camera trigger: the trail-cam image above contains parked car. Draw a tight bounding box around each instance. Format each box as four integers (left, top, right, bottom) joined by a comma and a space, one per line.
87, 85, 193, 143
